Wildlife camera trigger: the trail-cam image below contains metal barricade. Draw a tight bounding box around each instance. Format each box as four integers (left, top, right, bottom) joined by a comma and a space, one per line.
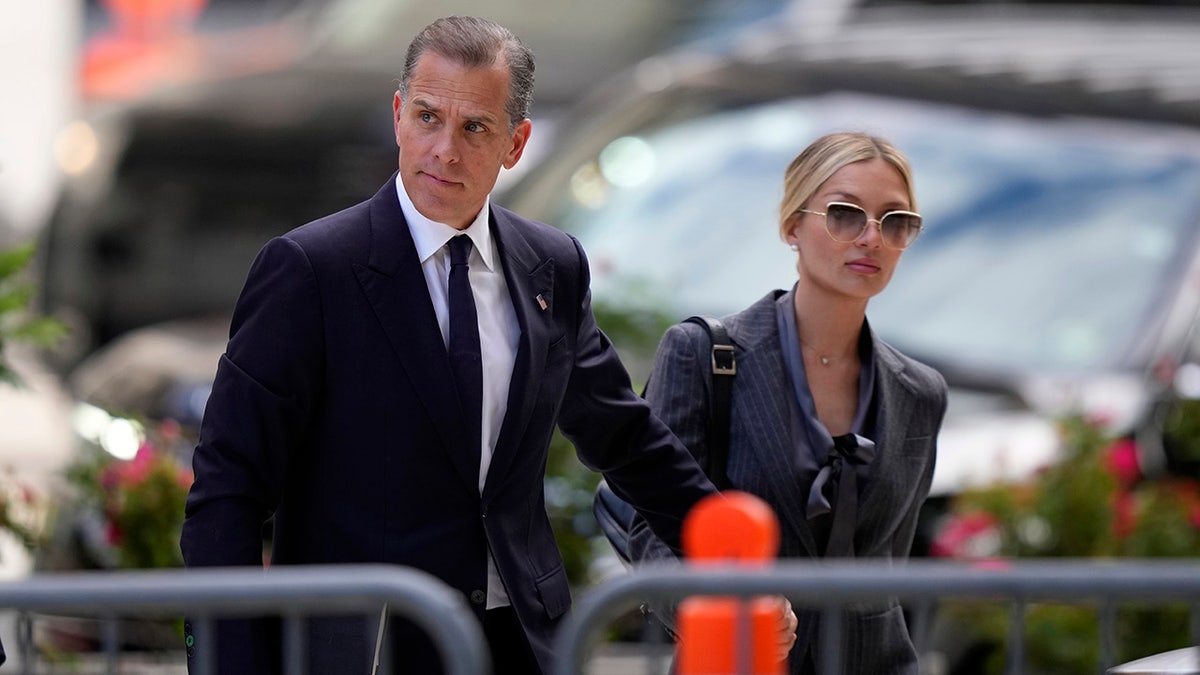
554, 559, 1200, 675
5, 560, 1200, 673
0, 564, 487, 675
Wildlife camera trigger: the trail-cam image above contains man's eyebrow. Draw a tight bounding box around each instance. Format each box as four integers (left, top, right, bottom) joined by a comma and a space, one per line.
410, 96, 500, 127
410, 97, 440, 113
465, 111, 499, 125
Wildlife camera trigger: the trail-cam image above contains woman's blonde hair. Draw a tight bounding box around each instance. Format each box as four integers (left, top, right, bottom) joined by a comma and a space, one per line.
778, 132, 916, 241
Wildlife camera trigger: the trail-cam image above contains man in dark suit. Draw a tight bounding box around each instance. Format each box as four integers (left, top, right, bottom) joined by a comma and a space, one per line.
180, 15, 716, 675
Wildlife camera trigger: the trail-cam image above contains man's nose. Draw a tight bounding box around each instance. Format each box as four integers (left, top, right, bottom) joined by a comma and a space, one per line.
432, 128, 460, 163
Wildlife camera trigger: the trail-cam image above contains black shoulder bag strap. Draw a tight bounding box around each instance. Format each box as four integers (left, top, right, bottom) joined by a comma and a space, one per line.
592, 315, 737, 566
681, 315, 735, 490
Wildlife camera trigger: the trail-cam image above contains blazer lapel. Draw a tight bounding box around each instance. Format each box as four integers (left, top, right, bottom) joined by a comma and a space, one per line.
724, 299, 822, 556
856, 333, 916, 527
481, 208, 555, 500
351, 177, 479, 495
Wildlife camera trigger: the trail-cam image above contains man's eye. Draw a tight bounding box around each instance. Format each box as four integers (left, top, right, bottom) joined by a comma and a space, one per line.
419, 112, 435, 123
465, 122, 484, 133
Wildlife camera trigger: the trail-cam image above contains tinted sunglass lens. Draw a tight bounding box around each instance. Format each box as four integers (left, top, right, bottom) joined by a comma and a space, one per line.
882, 213, 922, 248
825, 204, 866, 241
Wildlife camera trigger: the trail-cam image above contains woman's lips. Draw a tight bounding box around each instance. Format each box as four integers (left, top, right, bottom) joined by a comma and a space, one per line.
846, 257, 881, 273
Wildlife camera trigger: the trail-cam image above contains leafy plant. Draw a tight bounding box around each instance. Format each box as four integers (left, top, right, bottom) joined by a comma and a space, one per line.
65, 419, 193, 569
0, 241, 65, 556
1163, 398, 1200, 476
0, 466, 45, 554
0, 241, 67, 387
933, 415, 1200, 673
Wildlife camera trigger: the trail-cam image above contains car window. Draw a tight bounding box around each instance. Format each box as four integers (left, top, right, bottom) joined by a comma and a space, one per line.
526, 91, 1200, 374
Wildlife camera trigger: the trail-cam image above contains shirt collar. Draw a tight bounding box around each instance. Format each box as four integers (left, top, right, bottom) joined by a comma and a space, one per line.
395, 178, 498, 272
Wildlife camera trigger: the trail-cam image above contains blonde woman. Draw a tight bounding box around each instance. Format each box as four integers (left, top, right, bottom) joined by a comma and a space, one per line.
631, 132, 947, 674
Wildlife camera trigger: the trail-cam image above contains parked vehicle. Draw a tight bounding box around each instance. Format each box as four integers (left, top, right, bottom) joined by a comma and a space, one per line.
499, 2, 1200, 556
38, 0, 770, 372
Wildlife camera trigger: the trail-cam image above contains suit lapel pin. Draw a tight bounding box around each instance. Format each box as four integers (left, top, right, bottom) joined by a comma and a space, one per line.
535, 294, 548, 311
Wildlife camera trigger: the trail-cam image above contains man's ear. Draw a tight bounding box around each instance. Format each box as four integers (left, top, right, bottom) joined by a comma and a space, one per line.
503, 118, 533, 170
392, 91, 404, 146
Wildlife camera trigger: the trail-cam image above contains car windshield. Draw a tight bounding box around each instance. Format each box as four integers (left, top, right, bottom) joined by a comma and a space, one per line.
535, 91, 1200, 374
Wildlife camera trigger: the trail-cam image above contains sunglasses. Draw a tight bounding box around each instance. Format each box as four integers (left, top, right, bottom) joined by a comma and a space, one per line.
798, 201, 923, 250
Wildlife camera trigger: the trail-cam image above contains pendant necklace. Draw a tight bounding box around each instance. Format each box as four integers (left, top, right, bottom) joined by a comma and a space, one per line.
799, 340, 850, 366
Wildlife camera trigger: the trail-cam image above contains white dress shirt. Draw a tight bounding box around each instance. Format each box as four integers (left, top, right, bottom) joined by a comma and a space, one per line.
396, 180, 520, 608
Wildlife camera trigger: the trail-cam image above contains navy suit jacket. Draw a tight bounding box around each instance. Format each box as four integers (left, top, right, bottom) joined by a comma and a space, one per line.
180, 175, 716, 673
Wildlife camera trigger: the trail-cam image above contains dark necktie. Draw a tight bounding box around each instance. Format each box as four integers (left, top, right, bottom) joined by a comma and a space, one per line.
447, 236, 483, 470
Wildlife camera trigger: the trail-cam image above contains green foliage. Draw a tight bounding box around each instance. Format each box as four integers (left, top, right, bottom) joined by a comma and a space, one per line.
935, 416, 1200, 673
1164, 398, 1200, 476
0, 241, 67, 387
0, 241, 65, 555
66, 421, 193, 569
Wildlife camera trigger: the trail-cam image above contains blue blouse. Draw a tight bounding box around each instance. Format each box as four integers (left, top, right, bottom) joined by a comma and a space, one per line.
774, 286, 878, 538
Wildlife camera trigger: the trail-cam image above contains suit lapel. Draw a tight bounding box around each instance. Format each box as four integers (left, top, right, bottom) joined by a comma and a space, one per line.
724, 299, 822, 556
856, 334, 915, 527
351, 177, 479, 495
482, 208, 555, 500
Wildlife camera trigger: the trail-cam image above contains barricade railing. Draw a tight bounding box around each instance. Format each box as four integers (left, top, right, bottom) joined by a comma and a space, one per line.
0, 564, 488, 675
554, 558, 1200, 675
4, 560, 1199, 674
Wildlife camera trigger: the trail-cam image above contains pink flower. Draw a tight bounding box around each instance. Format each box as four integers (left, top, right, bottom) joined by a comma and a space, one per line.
931, 511, 1000, 558
1103, 439, 1140, 488
117, 442, 157, 485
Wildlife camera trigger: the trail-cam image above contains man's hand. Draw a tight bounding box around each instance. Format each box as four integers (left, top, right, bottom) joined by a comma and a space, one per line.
772, 596, 798, 663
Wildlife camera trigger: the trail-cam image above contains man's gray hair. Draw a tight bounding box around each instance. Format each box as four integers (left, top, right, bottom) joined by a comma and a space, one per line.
399, 16, 535, 130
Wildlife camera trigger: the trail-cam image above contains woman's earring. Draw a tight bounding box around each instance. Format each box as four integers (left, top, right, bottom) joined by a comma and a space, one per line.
789, 243, 799, 251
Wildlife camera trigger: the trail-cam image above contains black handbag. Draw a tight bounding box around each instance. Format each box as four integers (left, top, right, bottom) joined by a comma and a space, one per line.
592, 316, 735, 564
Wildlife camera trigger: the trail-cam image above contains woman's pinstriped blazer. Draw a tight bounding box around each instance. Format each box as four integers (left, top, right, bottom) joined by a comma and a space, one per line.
629, 289, 948, 674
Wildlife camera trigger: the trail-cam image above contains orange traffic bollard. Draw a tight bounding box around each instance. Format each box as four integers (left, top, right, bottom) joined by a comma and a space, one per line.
682, 491, 780, 565
676, 491, 785, 675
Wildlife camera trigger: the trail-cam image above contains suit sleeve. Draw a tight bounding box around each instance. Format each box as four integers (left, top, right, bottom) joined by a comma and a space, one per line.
626, 321, 716, 634
555, 237, 716, 554
179, 236, 324, 673
181, 235, 325, 566
627, 321, 712, 564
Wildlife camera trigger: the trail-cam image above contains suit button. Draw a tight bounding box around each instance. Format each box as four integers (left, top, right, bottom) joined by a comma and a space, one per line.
469, 590, 486, 605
